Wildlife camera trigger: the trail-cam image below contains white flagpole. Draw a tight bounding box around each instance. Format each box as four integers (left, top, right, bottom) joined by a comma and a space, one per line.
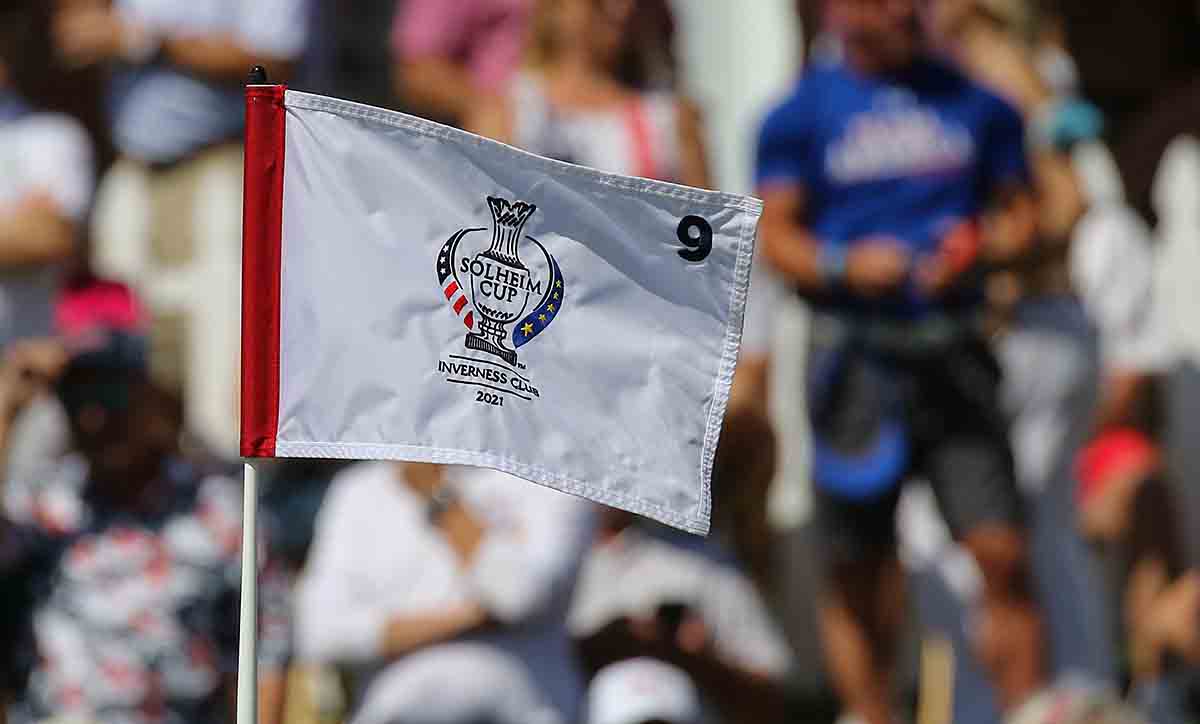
238, 64, 272, 724
236, 461, 259, 724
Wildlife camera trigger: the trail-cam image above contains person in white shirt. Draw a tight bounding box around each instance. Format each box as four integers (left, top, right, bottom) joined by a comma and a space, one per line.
51, 0, 312, 454
0, 18, 94, 349
1069, 203, 1173, 431
569, 509, 793, 724
295, 462, 594, 724
53, 0, 311, 166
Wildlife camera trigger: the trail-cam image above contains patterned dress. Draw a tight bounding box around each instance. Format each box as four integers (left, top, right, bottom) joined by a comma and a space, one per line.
0, 458, 291, 724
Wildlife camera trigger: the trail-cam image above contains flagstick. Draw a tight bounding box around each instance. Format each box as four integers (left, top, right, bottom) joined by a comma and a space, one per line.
236, 461, 259, 724
237, 63, 271, 724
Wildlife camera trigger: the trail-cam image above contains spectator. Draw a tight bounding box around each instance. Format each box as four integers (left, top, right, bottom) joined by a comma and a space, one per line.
921, 0, 1124, 690
922, 0, 1089, 248
1068, 206, 1170, 434
0, 10, 94, 350
53, 0, 309, 166
0, 317, 291, 724
467, 0, 709, 188
1075, 430, 1200, 723
51, 0, 310, 454
392, 0, 532, 125
294, 462, 593, 724
754, 0, 1045, 722
586, 658, 701, 724
3, 277, 142, 515
568, 509, 792, 724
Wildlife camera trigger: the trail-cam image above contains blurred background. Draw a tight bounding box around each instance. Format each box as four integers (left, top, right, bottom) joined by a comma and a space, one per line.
0, 0, 1198, 723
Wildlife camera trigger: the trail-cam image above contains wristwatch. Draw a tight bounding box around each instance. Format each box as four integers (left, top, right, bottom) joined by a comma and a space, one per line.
425, 483, 459, 524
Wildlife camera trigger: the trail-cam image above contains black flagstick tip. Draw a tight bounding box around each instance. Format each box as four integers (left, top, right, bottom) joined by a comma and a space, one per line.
247, 65, 269, 85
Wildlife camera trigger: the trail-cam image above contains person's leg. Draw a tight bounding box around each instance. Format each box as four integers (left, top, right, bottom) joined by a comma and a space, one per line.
816, 489, 906, 724
1000, 296, 1116, 685
929, 438, 1044, 711
820, 556, 906, 724
959, 523, 1043, 710
922, 338, 1045, 712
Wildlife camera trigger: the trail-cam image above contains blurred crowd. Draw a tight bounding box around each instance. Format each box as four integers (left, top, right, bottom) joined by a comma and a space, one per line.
0, 1, 1198, 724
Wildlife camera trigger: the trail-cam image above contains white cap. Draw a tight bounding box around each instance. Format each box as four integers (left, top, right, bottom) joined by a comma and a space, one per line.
353, 643, 563, 724
587, 658, 701, 724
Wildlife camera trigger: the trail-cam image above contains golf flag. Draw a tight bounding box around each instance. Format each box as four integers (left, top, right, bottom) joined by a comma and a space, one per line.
240, 85, 760, 534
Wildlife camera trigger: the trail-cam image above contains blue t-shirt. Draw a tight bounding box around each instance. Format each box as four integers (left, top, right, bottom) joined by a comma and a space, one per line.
755, 56, 1029, 316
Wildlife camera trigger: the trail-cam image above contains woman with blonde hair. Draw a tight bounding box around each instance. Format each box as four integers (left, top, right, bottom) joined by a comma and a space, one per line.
468, 0, 710, 188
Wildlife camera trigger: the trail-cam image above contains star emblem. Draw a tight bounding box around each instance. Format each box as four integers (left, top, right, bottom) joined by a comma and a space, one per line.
553, 292, 559, 300
522, 322, 534, 335
547, 303, 555, 312
555, 280, 562, 288
538, 314, 547, 322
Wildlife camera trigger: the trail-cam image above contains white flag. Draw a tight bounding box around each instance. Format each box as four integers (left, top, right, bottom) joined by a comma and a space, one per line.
241, 87, 760, 534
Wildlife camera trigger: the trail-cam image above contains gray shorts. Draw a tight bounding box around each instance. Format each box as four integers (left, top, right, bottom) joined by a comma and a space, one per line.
809, 314, 1024, 568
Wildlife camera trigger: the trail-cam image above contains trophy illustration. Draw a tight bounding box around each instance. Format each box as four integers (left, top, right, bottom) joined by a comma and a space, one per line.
464, 197, 537, 365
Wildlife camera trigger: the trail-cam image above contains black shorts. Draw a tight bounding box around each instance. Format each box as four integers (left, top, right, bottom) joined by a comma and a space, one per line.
808, 314, 1024, 569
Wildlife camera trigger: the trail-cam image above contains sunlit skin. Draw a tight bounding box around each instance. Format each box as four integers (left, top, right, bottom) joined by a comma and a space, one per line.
51, 0, 296, 82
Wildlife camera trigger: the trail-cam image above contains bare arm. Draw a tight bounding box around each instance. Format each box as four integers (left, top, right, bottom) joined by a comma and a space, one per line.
981, 183, 1039, 265
161, 36, 295, 84
757, 185, 827, 294
676, 98, 712, 189
759, 184, 913, 298
729, 356, 770, 415
435, 500, 486, 565
963, 27, 1085, 242
406, 463, 487, 564
54, 6, 296, 83
1032, 150, 1086, 244
0, 195, 76, 268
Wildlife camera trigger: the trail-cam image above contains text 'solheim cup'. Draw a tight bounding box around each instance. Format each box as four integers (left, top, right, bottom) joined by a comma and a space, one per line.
465, 197, 537, 364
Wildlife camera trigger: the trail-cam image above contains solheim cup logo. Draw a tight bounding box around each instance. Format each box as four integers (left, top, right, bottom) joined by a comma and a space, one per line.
435, 196, 565, 404
465, 197, 537, 364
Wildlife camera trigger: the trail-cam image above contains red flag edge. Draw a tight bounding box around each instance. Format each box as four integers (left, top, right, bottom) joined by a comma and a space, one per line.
240, 84, 286, 457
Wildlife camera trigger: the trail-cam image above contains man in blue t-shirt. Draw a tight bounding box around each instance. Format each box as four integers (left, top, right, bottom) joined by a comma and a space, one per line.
756, 1, 1043, 722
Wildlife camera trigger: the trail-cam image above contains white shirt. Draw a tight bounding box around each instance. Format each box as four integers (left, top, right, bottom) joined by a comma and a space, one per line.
1069, 204, 1173, 374
295, 462, 594, 722
568, 526, 793, 678
0, 103, 93, 345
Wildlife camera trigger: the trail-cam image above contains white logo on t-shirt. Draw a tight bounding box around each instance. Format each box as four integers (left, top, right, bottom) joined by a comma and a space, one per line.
827, 108, 974, 184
